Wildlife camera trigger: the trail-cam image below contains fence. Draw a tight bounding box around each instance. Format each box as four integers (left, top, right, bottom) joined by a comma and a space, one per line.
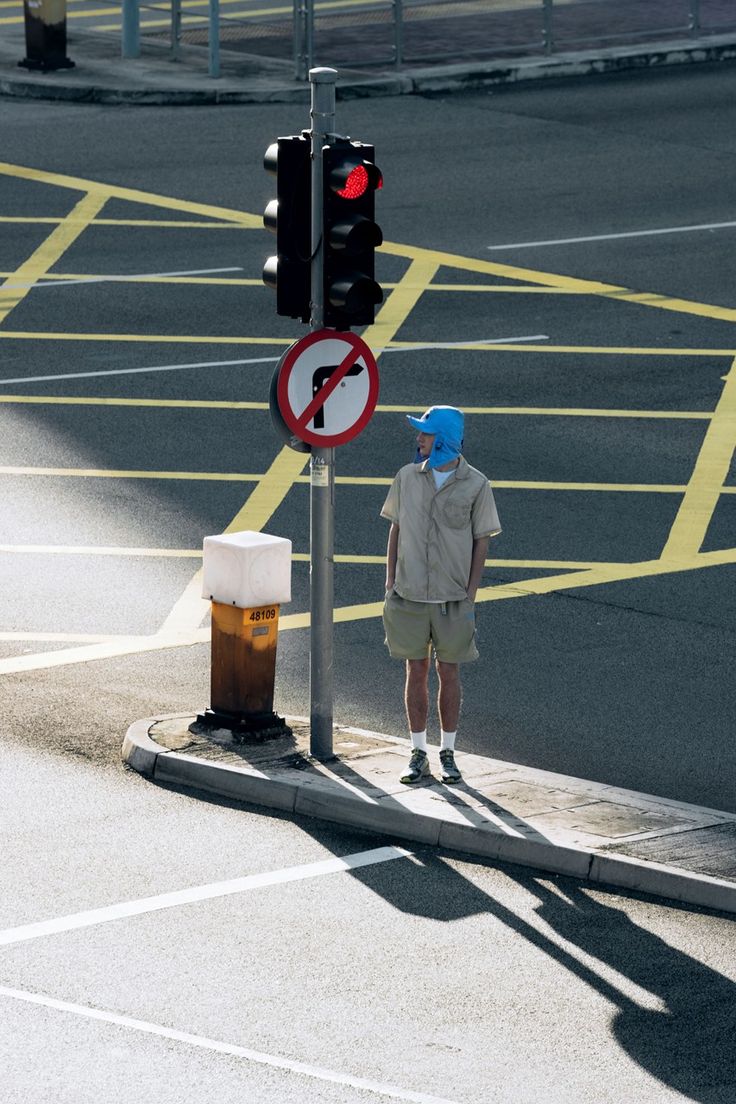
121, 0, 736, 80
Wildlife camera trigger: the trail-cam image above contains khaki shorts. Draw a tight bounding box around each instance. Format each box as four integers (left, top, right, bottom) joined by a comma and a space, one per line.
382, 591, 478, 664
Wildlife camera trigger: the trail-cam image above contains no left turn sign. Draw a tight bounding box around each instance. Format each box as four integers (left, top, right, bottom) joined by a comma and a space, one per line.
275, 329, 379, 448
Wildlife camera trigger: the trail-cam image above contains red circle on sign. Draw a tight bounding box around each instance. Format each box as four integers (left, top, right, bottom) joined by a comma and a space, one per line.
276, 329, 379, 448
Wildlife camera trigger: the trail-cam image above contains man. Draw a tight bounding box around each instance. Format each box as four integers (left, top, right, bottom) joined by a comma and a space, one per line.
381, 406, 501, 785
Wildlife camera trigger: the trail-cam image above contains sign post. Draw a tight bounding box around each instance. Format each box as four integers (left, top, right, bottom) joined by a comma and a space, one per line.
309, 67, 337, 760
263, 68, 382, 763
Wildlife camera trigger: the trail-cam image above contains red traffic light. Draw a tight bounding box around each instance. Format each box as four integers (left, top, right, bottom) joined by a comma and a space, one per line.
332, 160, 383, 201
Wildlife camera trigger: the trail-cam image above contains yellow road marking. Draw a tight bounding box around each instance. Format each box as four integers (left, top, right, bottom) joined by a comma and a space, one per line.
377, 405, 711, 419
381, 240, 736, 325
660, 356, 736, 561
222, 449, 309, 535
278, 547, 736, 630
0, 636, 194, 675
0, 466, 262, 482
155, 446, 310, 638
0, 546, 610, 571
1, 162, 734, 323
2, 547, 734, 675
0, 267, 576, 292
0, 632, 133, 643
0, 544, 202, 558
138, 251, 447, 647
0, 395, 712, 420
0, 162, 260, 228
1, 331, 734, 356
4, 464, 735, 497
0, 218, 251, 230
362, 255, 439, 352
2, 160, 735, 670
0, 396, 271, 410
0, 192, 107, 323
385, 342, 736, 357
421, 284, 584, 294
0, 332, 288, 345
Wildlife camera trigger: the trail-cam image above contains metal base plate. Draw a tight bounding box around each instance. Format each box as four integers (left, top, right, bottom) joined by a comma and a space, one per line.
196, 707, 292, 743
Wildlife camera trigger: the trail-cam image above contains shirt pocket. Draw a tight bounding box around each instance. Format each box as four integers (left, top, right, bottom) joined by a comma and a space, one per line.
441, 500, 472, 529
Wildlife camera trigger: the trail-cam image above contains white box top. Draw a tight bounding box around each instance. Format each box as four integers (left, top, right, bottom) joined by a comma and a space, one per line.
202, 531, 292, 608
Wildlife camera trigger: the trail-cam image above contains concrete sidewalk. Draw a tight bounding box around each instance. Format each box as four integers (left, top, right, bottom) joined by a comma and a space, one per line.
1, 22, 736, 104
123, 714, 736, 915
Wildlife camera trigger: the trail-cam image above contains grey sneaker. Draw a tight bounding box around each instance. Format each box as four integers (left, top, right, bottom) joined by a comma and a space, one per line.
400, 748, 430, 784
439, 748, 462, 784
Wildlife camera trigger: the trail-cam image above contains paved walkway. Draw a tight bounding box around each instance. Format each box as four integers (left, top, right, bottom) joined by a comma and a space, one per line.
1, 17, 735, 104
124, 714, 736, 914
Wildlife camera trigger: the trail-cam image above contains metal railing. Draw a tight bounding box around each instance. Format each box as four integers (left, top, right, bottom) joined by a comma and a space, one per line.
294, 0, 736, 79
121, 0, 736, 80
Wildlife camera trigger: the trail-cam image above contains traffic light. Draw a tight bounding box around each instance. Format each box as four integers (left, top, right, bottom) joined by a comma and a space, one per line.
263, 134, 312, 323
322, 138, 383, 330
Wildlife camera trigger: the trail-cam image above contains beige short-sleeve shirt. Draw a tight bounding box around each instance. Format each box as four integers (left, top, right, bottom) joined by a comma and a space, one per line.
380, 457, 501, 602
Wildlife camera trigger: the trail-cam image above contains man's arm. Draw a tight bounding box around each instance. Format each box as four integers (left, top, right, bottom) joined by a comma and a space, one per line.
386, 522, 399, 593
466, 535, 490, 602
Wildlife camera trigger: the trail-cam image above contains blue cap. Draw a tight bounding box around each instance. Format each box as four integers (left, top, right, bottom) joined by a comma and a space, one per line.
406, 406, 464, 469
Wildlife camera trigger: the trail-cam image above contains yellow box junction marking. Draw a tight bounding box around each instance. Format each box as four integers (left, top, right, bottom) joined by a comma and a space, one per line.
0, 192, 107, 322
151, 250, 442, 644
0, 160, 734, 673
660, 356, 736, 562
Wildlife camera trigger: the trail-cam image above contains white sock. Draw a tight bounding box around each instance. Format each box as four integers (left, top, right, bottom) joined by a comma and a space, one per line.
440, 730, 456, 751
410, 730, 427, 752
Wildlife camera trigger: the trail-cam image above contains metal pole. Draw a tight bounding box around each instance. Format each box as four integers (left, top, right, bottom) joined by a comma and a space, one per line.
688, 0, 701, 33
309, 66, 337, 760
293, 0, 303, 80
209, 0, 220, 77
542, 0, 554, 54
171, 0, 181, 58
121, 0, 140, 58
305, 0, 315, 78
393, 0, 403, 68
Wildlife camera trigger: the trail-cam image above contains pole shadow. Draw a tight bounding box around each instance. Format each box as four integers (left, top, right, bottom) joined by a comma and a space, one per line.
184, 727, 736, 1103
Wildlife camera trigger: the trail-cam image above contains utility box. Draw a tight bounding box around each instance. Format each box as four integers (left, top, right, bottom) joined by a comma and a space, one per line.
198, 531, 292, 740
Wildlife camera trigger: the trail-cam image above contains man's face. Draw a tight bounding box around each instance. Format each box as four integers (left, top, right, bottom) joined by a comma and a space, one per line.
416, 431, 435, 458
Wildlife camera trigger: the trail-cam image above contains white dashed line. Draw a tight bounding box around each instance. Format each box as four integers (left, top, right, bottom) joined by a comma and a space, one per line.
1, 266, 244, 291
0, 846, 411, 947
0, 985, 461, 1104
487, 219, 736, 251
0, 335, 549, 387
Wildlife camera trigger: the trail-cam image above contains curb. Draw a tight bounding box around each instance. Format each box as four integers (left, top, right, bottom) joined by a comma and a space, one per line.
123, 716, 736, 915
1, 34, 735, 105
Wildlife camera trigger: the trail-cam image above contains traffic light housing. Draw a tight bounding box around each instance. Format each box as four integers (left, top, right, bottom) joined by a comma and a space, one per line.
322, 138, 383, 330
263, 135, 312, 323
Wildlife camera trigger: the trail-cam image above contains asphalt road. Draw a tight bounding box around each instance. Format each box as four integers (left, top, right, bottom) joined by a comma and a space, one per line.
1, 63, 735, 808
1, 63, 736, 1103
3, 738, 736, 1104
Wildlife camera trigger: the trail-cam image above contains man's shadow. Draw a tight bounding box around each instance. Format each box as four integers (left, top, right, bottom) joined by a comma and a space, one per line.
216, 726, 736, 1103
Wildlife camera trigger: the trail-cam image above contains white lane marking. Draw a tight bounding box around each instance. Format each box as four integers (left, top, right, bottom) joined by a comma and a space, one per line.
0, 356, 279, 386
0, 334, 549, 387
487, 219, 736, 251
377, 334, 549, 354
0, 846, 412, 947
0, 985, 461, 1104
0, 266, 244, 291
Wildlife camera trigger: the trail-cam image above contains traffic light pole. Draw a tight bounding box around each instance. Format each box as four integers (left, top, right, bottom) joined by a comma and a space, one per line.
308, 67, 337, 760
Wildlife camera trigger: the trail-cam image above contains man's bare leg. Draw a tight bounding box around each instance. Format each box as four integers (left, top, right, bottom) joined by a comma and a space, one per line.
436, 660, 461, 732
405, 657, 430, 733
